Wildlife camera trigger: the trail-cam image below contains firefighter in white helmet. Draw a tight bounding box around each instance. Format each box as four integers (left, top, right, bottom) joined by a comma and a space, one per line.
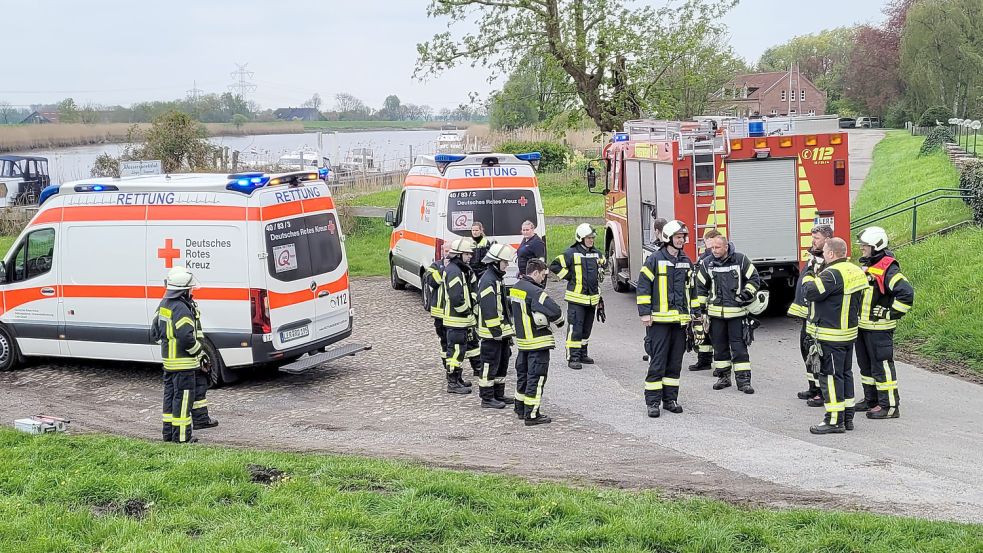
855, 226, 914, 420
475, 243, 516, 409
440, 237, 478, 394
151, 267, 213, 443
636, 220, 696, 418
549, 223, 606, 370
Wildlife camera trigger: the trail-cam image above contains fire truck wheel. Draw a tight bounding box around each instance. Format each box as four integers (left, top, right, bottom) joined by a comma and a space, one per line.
202, 339, 238, 388
607, 241, 630, 293
390, 260, 407, 290
0, 324, 22, 372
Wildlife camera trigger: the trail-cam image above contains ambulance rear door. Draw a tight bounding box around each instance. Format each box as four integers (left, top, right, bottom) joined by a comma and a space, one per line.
301, 182, 350, 343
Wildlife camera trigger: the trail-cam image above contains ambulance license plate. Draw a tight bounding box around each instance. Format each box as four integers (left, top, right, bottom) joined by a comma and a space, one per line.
280, 326, 310, 343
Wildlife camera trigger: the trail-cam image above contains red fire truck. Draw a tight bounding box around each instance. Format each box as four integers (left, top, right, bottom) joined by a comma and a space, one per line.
586, 116, 851, 311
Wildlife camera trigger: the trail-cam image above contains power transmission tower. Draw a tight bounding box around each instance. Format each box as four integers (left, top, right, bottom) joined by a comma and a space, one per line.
187, 80, 203, 103
228, 63, 257, 98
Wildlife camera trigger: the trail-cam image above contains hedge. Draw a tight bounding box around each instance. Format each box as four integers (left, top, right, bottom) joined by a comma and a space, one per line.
959, 160, 983, 224
918, 105, 955, 127
918, 126, 955, 156
497, 140, 572, 173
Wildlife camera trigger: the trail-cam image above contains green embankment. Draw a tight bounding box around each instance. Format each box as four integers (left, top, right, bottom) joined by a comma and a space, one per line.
0, 235, 13, 257
1, 429, 980, 552
852, 131, 981, 372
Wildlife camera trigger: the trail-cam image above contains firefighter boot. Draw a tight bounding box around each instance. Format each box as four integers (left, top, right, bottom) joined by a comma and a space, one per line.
712, 374, 732, 390
567, 349, 583, 370
809, 421, 846, 435
580, 346, 595, 365
844, 407, 856, 431
494, 383, 514, 405
514, 399, 526, 420
806, 395, 825, 407
194, 417, 219, 430
647, 404, 661, 418
866, 406, 901, 419
524, 413, 552, 426
689, 352, 713, 372
736, 374, 754, 394
479, 385, 505, 409
447, 370, 472, 394
663, 400, 683, 414
457, 373, 473, 388
797, 382, 820, 400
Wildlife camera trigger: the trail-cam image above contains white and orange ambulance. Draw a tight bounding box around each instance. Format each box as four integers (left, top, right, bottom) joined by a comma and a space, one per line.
0, 170, 362, 384
385, 152, 546, 291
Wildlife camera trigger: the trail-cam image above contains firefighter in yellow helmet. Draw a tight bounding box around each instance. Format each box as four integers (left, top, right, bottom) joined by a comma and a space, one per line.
475, 243, 516, 409
549, 223, 606, 370
441, 237, 478, 394
855, 227, 914, 420
151, 267, 209, 443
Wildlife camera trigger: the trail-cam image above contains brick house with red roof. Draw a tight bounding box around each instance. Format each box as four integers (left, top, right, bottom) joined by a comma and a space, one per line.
709, 66, 826, 117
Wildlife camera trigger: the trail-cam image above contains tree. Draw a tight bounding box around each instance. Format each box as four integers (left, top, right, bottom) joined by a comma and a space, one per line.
416, 0, 737, 131
232, 113, 248, 129
220, 93, 250, 119
900, 0, 983, 118
334, 93, 371, 120
489, 51, 575, 130
757, 27, 856, 113
302, 93, 322, 111
382, 95, 402, 120
58, 98, 81, 123
0, 102, 14, 124
135, 112, 215, 173
841, 0, 913, 119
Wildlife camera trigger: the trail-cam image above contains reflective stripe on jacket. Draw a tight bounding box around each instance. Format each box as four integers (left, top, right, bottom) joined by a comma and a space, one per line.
636, 246, 695, 325
859, 252, 915, 331
151, 294, 203, 371
441, 257, 477, 328
788, 253, 825, 319
425, 260, 446, 319
477, 266, 514, 339
694, 246, 761, 319
509, 276, 563, 351
802, 258, 868, 342
550, 243, 606, 306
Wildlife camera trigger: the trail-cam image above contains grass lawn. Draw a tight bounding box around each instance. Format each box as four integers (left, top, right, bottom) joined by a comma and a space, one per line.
347, 168, 604, 218
852, 131, 971, 243
343, 218, 391, 277
303, 120, 429, 131
1, 429, 980, 552
853, 132, 982, 372
0, 235, 13, 257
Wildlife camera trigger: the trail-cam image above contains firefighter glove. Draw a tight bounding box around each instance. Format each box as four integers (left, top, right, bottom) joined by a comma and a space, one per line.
596, 298, 606, 323
871, 306, 891, 320
737, 290, 755, 304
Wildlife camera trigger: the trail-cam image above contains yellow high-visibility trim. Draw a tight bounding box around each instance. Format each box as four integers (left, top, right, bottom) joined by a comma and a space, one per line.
644, 380, 663, 390
663, 377, 680, 387
889, 273, 906, 289
637, 295, 652, 304
641, 266, 655, 280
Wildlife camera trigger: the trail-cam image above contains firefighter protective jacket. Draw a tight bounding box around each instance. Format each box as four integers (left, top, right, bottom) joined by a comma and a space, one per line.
636, 246, 697, 324
425, 260, 445, 319
694, 243, 761, 319
859, 250, 915, 331
802, 258, 869, 342
787, 252, 825, 319
150, 293, 203, 371
477, 264, 514, 340
441, 256, 477, 328
550, 242, 606, 306
509, 275, 563, 351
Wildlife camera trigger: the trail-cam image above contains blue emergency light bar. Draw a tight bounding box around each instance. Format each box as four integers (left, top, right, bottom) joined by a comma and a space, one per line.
434, 154, 467, 164
74, 184, 120, 192
38, 185, 60, 206
226, 175, 271, 194
514, 152, 541, 162
318, 167, 330, 179
614, 132, 630, 142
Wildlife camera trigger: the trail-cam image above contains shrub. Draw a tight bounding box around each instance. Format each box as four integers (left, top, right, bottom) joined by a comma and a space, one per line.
918, 126, 955, 156
497, 140, 571, 172
918, 105, 954, 127
959, 160, 983, 223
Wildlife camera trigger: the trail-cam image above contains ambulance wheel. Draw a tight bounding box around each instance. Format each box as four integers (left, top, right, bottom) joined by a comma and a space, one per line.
0, 325, 21, 372
420, 270, 431, 310
390, 260, 406, 290
202, 340, 238, 388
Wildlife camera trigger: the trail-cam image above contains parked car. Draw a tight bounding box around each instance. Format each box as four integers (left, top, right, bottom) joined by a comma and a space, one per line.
856, 116, 881, 128
838, 117, 856, 129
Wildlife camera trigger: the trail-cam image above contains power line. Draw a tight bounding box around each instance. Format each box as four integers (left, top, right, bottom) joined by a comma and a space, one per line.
228, 63, 257, 98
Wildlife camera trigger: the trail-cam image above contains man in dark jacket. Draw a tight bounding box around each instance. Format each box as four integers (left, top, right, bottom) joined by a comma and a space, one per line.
476, 244, 516, 409
636, 220, 696, 418
855, 226, 915, 420
516, 220, 546, 276
689, 228, 720, 373
694, 234, 761, 394
151, 267, 207, 444
510, 258, 565, 425
788, 224, 833, 405
549, 223, 606, 370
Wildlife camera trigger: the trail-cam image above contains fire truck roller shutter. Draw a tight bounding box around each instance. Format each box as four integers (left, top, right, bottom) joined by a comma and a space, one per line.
726, 159, 799, 264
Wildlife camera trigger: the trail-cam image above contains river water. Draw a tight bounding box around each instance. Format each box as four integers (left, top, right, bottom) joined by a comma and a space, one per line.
15, 130, 445, 184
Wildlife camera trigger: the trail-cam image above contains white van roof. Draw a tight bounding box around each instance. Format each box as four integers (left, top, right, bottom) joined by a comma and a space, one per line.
41, 170, 324, 204
412, 152, 540, 170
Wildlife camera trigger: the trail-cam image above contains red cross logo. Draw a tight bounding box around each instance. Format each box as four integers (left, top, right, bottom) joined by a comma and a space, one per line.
420, 201, 426, 218
518, 195, 528, 207
327, 220, 336, 234
157, 238, 181, 268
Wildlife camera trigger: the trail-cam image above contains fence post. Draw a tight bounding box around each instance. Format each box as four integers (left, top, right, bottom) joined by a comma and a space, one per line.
911, 203, 918, 244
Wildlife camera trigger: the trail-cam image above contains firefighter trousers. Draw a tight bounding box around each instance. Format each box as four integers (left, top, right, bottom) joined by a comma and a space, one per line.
479, 338, 511, 391
433, 318, 448, 372
709, 317, 751, 386
644, 323, 686, 406
816, 340, 856, 426
799, 321, 820, 394
467, 328, 482, 374
857, 329, 900, 413
162, 369, 196, 443
445, 327, 469, 383
566, 303, 596, 362
191, 369, 211, 428
520, 349, 551, 419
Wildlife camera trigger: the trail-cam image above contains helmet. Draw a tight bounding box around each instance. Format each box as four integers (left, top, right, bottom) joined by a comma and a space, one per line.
532, 311, 549, 328
660, 219, 689, 244
165, 266, 198, 291
858, 227, 888, 251
482, 243, 514, 264
575, 223, 596, 242
746, 290, 770, 316
449, 237, 475, 255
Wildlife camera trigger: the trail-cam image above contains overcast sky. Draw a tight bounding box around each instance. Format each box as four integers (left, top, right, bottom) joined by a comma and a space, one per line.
3, 0, 887, 112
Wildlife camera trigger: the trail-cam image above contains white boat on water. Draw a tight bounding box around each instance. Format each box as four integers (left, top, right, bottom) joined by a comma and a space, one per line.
277, 147, 325, 170
436, 126, 466, 152
337, 148, 381, 175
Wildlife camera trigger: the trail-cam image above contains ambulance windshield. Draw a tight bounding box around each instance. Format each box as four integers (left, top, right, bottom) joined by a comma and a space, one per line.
264, 213, 343, 281
446, 189, 538, 238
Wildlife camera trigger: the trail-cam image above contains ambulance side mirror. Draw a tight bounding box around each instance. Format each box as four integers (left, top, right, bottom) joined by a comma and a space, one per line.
384, 210, 396, 227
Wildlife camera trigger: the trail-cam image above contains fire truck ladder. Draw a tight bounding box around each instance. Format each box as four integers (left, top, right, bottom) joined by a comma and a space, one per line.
689, 139, 721, 236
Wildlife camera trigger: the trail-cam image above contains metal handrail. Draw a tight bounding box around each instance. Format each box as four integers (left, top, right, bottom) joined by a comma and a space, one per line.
850, 188, 973, 244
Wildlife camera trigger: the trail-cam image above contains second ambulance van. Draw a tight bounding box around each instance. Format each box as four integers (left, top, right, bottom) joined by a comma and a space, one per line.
0, 170, 359, 384
386, 152, 546, 290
